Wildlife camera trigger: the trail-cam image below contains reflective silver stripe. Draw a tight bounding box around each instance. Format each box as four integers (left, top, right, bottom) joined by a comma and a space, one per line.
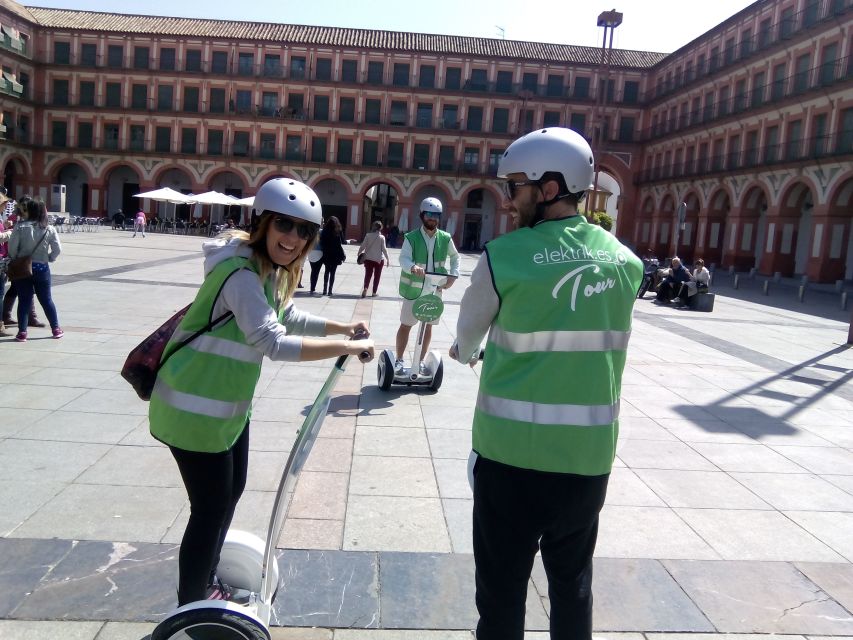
185, 334, 261, 364
477, 393, 619, 427
489, 327, 631, 353
154, 379, 252, 420
399, 272, 420, 285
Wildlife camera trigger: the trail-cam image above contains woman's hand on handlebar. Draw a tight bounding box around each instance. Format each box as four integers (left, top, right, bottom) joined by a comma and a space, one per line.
348, 339, 374, 363
342, 320, 370, 338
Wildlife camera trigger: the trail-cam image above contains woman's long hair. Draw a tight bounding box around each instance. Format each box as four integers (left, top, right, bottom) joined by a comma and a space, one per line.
221, 214, 317, 309
23, 198, 48, 228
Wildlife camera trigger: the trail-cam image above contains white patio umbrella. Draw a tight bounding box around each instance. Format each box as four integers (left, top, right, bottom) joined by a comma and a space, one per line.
397, 210, 409, 232
445, 212, 458, 237
133, 187, 196, 223
233, 196, 255, 207
190, 191, 239, 224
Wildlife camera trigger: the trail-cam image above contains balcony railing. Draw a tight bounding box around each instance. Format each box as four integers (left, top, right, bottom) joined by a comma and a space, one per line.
635, 131, 853, 183
641, 55, 852, 142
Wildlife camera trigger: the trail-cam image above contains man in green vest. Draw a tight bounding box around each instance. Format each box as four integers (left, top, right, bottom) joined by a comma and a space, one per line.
450, 127, 643, 640
395, 197, 460, 374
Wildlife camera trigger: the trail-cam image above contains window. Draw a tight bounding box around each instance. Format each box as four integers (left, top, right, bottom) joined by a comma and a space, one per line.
232, 131, 249, 156
105, 82, 121, 108
130, 125, 145, 151
569, 113, 586, 136
820, 43, 839, 85
362, 140, 378, 166
430, 145, 452, 171
546, 74, 564, 97
496, 71, 513, 93
698, 142, 709, 172
157, 85, 174, 111
574, 76, 590, 99
759, 18, 772, 48
544, 111, 561, 127
290, 56, 306, 80
287, 93, 304, 115
212, 51, 228, 74
387, 141, 404, 167
77, 122, 93, 149
367, 61, 384, 84
183, 87, 199, 113
263, 55, 281, 77
463, 147, 479, 172
794, 54, 811, 93
79, 81, 95, 106
341, 60, 357, 82
786, 119, 803, 160
185, 50, 201, 72
339, 97, 355, 122
745, 130, 759, 166
81, 43, 97, 67
237, 53, 254, 76
235, 90, 252, 113
724, 38, 735, 65
53, 79, 69, 106
718, 86, 730, 117
752, 71, 765, 107
209, 88, 225, 113
697, 53, 706, 75
469, 68, 488, 91
180, 127, 196, 154
314, 95, 329, 121
812, 113, 828, 155
416, 102, 433, 128
445, 67, 461, 90
710, 47, 720, 72
765, 125, 779, 162
492, 108, 509, 133
740, 29, 752, 58
337, 138, 353, 164
727, 134, 740, 168
390, 100, 408, 126
260, 133, 276, 159
364, 98, 383, 125
418, 65, 435, 88
311, 137, 327, 163
442, 104, 459, 129
131, 84, 147, 109
703, 91, 714, 121
207, 130, 223, 155
622, 80, 639, 104
771, 62, 786, 100
393, 63, 410, 86
134, 46, 149, 70
618, 116, 635, 142
734, 79, 747, 111
488, 149, 503, 174
315, 58, 332, 81
54, 41, 70, 64
260, 92, 277, 116
51, 121, 67, 147
780, 7, 795, 39
466, 106, 483, 132
284, 136, 304, 160
837, 108, 853, 153
104, 124, 119, 150
160, 48, 176, 71
107, 45, 123, 68
155, 126, 171, 152
413, 144, 429, 170
521, 72, 537, 93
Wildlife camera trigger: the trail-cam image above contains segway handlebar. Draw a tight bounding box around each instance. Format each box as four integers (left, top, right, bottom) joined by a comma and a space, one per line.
335, 328, 372, 368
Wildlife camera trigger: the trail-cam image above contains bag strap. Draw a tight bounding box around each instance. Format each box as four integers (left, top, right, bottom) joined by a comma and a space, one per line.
156, 262, 247, 372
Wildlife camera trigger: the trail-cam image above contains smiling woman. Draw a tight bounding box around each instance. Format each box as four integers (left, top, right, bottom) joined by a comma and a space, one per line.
147, 177, 374, 607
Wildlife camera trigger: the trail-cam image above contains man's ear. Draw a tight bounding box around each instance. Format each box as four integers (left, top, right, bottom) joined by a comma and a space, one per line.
541, 178, 561, 201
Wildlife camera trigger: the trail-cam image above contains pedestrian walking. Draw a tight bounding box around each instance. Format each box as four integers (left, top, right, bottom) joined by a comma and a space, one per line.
309, 216, 346, 296
133, 210, 147, 237
358, 220, 390, 297
8, 197, 63, 341
149, 178, 374, 606
450, 127, 643, 640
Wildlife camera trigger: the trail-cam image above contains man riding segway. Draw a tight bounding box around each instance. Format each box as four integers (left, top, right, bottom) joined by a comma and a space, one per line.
394, 197, 459, 376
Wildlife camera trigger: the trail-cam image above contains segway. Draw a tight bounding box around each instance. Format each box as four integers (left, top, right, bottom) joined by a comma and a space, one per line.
377, 271, 446, 392
152, 342, 370, 640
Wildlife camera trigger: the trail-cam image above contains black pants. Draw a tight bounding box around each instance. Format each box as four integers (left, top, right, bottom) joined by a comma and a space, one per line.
170, 423, 250, 605
322, 261, 339, 294
309, 260, 323, 292
473, 456, 609, 640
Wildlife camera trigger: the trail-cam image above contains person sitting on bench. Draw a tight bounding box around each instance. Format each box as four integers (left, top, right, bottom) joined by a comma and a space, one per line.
656, 257, 692, 304
674, 258, 711, 306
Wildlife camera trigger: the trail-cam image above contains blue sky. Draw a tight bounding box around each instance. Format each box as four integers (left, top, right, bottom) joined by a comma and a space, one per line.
23, 0, 758, 53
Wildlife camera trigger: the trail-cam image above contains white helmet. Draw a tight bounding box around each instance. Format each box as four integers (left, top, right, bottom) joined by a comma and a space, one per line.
497, 127, 594, 194
419, 197, 443, 216
252, 178, 322, 226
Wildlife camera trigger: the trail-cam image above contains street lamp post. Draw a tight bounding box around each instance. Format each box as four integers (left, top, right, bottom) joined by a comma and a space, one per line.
587, 9, 623, 217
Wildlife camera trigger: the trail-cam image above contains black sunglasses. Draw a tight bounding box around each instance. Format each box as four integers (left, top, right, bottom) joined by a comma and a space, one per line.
270, 215, 318, 240
502, 179, 540, 200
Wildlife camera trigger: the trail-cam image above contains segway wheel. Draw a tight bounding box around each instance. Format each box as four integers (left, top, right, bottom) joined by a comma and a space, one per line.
429, 359, 444, 391
152, 607, 270, 640
378, 350, 394, 391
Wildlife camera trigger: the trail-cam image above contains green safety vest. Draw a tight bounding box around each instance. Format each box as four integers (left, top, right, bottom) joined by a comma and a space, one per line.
474, 216, 643, 475
398, 229, 450, 300
149, 256, 274, 453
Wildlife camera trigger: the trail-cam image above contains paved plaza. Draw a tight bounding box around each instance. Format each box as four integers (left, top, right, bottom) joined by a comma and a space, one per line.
1, 229, 852, 639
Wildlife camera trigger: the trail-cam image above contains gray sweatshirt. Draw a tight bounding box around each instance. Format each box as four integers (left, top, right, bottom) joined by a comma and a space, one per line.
203, 237, 327, 361
8, 222, 61, 263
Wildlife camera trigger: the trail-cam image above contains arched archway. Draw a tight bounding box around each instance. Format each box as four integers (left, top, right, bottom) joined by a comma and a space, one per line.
209, 170, 247, 225
314, 178, 349, 230
826, 176, 853, 281
105, 165, 141, 218
775, 180, 815, 276
740, 184, 770, 270
637, 194, 655, 252
456, 185, 501, 250
54, 162, 89, 216
3, 156, 29, 200
707, 188, 731, 267
362, 180, 401, 242
659, 193, 676, 255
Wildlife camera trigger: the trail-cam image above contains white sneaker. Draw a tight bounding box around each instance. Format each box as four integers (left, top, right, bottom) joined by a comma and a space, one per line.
394, 359, 405, 374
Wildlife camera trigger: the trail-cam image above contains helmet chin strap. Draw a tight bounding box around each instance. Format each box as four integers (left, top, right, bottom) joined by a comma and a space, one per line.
529, 189, 586, 227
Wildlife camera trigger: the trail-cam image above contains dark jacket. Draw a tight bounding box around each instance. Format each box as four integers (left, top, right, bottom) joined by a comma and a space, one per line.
319, 228, 346, 266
